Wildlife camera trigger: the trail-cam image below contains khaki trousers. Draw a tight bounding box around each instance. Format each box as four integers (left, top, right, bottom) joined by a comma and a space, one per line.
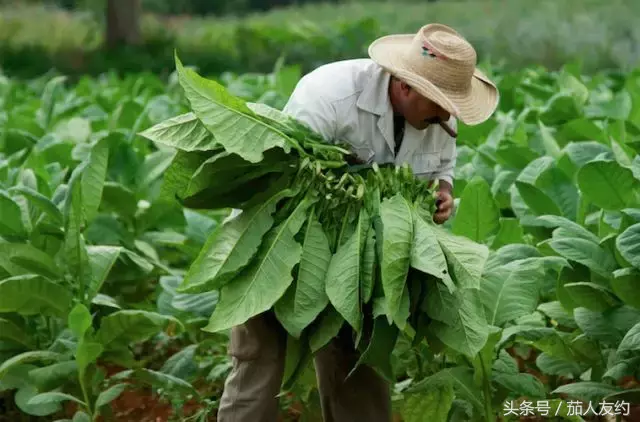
216, 311, 391, 422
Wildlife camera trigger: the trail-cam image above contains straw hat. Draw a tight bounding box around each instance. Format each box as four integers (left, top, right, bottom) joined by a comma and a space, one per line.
368, 23, 499, 125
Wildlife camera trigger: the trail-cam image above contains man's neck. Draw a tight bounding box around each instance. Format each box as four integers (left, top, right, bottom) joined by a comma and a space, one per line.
388, 77, 402, 116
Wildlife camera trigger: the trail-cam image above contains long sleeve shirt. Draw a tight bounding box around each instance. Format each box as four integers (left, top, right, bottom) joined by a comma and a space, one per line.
282, 58, 457, 186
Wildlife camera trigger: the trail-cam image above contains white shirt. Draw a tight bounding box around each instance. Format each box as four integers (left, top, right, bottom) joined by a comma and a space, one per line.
224, 59, 457, 223
282, 58, 457, 186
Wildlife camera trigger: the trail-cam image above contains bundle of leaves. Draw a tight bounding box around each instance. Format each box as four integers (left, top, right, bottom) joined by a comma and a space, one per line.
139, 54, 491, 385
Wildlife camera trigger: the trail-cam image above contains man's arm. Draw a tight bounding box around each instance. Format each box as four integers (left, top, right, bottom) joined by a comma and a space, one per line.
432, 119, 457, 224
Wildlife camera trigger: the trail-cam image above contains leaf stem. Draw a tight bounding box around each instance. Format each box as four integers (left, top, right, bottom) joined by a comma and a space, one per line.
414, 349, 424, 380
478, 354, 494, 422
79, 370, 93, 420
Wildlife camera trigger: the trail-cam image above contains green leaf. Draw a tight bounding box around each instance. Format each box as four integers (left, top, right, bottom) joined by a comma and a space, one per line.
27, 392, 86, 408
611, 138, 634, 166
71, 411, 91, 422
540, 93, 582, 125
490, 218, 525, 249
179, 189, 296, 293
39, 75, 67, 130
275, 210, 331, 338
159, 344, 198, 380
28, 361, 77, 391
111, 368, 198, 397
75, 340, 103, 375
588, 90, 632, 120
535, 353, 584, 378
0, 318, 34, 348
603, 357, 640, 382
515, 181, 563, 216
616, 223, 640, 269
175, 54, 291, 163
86, 246, 121, 298
401, 378, 454, 422
574, 306, 640, 345
81, 137, 109, 222
63, 164, 92, 290
538, 121, 562, 158
0, 351, 62, 378
428, 287, 489, 357
95, 383, 127, 409
136, 148, 176, 191
379, 194, 413, 323
0, 364, 36, 391
558, 72, 589, 106
493, 371, 546, 399
552, 382, 622, 403
617, 321, 640, 356
612, 268, 640, 308
96, 310, 183, 347
411, 208, 455, 292
158, 150, 217, 204
517, 156, 555, 185
349, 316, 398, 382
100, 182, 137, 218
0, 274, 72, 318
0, 242, 62, 280
308, 305, 344, 353
185, 148, 292, 201
0, 190, 28, 238
204, 197, 313, 333
15, 385, 61, 417
281, 335, 309, 391
533, 215, 600, 244
8, 185, 63, 226
360, 224, 376, 304
559, 119, 608, 147
68, 303, 92, 339
425, 279, 462, 324
434, 226, 489, 290
480, 256, 546, 326
577, 159, 637, 210
536, 167, 580, 220
471, 325, 501, 387
407, 367, 484, 416
139, 112, 217, 151
564, 282, 620, 312
537, 301, 577, 329
549, 237, 618, 278
326, 206, 365, 333
496, 142, 539, 169
452, 176, 500, 243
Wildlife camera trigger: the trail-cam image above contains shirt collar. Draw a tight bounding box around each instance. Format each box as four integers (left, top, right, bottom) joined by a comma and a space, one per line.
356, 65, 392, 116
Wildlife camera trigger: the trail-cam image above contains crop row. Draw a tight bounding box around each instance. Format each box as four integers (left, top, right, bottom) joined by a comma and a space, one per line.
0, 58, 639, 420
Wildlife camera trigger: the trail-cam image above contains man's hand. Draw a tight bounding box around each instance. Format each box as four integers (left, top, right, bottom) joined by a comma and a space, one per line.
433, 181, 454, 225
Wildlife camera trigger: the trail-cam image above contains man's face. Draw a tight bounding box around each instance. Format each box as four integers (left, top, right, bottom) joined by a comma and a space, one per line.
397, 82, 451, 130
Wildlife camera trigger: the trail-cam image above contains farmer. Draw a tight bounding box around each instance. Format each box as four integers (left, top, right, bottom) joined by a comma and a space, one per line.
217, 23, 499, 422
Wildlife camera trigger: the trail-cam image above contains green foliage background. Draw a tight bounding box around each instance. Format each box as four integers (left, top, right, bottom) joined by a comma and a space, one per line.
1, 1, 640, 421
1, 0, 639, 79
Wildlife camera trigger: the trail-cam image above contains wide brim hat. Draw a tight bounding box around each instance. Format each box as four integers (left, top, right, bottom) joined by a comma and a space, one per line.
368, 23, 499, 126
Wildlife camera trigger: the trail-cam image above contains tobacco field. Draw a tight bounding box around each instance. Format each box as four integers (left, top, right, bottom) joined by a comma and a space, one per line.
0, 54, 640, 422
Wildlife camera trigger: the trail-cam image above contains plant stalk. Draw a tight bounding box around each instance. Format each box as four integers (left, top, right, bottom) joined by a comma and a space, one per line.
478, 354, 494, 422
414, 349, 424, 380
79, 370, 93, 420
